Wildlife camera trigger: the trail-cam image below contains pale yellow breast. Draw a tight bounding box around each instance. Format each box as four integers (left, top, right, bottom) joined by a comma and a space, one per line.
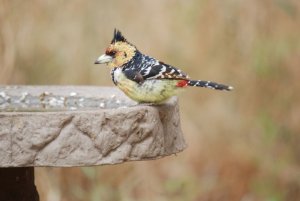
113, 68, 184, 103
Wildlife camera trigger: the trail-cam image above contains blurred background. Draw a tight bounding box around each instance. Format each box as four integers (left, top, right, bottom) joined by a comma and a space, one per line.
1, 0, 300, 200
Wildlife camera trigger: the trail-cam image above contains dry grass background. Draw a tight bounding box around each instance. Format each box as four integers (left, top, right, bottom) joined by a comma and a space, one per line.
1, 0, 300, 200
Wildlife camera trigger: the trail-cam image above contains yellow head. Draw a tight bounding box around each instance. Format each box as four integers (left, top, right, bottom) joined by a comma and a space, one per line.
95, 29, 136, 68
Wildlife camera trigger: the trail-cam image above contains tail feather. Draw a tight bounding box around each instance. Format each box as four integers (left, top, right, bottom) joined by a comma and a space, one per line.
187, 80, 233, 91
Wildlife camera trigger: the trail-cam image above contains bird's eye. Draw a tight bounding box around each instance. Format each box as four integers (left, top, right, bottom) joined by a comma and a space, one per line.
106, 50, 117, 57
124, 52, 127, 57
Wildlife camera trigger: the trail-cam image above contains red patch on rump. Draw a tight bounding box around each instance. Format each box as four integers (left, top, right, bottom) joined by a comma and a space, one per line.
176, 80, 188, 87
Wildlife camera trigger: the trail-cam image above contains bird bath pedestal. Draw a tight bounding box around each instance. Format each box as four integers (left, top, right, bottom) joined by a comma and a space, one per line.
0, 86, 186, 200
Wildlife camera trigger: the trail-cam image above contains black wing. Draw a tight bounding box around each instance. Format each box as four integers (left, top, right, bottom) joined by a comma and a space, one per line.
123, 59, 189, 84
140, 61, 189, 80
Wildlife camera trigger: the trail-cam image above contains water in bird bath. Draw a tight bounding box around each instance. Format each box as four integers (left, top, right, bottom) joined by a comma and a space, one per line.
0, 86, 132, 112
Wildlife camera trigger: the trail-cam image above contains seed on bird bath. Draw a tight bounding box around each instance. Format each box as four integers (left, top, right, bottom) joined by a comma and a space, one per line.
48, 97, 58, 106
99, 102, 105, 108
0, 91, 11, 102
19, 92, 29, 102
39, 91, 51, 101
70, 92, 77, 96
0, 91, 6, 98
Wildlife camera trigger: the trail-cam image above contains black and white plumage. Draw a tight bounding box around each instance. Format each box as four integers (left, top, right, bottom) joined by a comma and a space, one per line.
95, 29, 233, 103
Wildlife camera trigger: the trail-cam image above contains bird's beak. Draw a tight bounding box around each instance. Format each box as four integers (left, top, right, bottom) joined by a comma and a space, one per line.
94, 54, 113, 64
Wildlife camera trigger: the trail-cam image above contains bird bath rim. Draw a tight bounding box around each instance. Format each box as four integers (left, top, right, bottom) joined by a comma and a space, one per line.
0, 85, 138, 113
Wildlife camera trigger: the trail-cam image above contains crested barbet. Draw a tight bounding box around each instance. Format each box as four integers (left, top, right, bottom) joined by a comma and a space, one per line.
95, 29, 233, 104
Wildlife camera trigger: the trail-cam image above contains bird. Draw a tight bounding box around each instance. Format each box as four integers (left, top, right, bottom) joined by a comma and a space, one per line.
95, 29, 233, 104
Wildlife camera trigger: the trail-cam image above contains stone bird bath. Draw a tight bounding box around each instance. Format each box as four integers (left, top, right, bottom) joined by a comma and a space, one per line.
0, 86, 186, 200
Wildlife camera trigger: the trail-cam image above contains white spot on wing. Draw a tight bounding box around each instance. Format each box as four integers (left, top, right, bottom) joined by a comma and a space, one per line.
142, 67, 152, 76
154, 65, 166, 78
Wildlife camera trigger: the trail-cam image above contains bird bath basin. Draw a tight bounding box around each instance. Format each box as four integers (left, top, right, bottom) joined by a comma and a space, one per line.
0, 85, 186, 166
0, 85, 186, 200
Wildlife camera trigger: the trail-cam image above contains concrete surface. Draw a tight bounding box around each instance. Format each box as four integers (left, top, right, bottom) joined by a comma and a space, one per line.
0, 86, 186, 167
